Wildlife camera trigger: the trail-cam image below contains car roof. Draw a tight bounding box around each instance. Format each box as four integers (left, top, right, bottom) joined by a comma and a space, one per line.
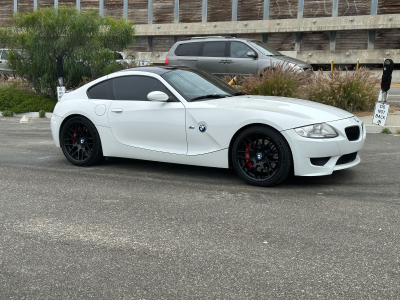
178, 37, 257, 42
119, 66, 191, 75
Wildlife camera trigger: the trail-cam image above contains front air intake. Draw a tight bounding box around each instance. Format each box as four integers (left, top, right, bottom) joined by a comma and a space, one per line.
336, 152, 357, 165
345, 126, 360, 141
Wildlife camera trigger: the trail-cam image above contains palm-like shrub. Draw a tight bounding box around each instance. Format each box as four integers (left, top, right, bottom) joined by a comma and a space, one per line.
307, 68, 380, 112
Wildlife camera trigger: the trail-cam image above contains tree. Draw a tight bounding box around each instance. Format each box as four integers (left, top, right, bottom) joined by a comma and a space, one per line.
0, 6, 135, 97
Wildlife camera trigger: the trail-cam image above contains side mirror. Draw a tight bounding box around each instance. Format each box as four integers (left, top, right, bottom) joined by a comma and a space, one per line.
147, 91, 169, 102
247, 51, 257, 58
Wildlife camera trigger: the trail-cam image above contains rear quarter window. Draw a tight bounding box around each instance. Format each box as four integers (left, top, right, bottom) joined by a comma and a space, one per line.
87, 79, 114, 100
174, 42, 202, 56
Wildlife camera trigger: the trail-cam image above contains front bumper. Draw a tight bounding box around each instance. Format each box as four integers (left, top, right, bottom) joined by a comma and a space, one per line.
281, 117, 366, 176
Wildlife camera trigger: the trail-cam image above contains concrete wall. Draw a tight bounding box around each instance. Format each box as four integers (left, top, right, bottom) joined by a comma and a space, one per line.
1, 0, 400, 65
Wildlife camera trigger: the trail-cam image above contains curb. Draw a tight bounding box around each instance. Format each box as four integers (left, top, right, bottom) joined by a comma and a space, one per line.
0, 111, 53, 118
365, 125, 400, 133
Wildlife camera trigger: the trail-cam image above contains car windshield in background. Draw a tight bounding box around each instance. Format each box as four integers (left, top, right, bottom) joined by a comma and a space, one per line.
249, 41, 282, 56
162, 69, 239, 102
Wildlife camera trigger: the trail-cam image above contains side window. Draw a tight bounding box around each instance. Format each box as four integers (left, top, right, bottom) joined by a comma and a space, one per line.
87, 79, 114, 100
175, 42, 201, 56
113, 76, 175, 101
201, 42, 226, 57
230, 42, 253, 58
1, 50, 9, 60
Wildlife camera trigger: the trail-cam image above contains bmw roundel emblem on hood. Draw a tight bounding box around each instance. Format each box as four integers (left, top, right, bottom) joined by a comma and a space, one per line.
199, 125, 206, 132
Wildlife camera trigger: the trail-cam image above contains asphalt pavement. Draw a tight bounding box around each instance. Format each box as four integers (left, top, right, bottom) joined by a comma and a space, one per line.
0, 117, 400, 299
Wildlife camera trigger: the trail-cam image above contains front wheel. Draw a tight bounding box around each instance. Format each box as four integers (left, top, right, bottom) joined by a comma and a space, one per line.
232, 126, 292, 187
60, 116, 103, 166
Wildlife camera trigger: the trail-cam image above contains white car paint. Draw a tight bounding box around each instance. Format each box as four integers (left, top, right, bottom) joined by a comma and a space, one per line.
51, 69, 366, 176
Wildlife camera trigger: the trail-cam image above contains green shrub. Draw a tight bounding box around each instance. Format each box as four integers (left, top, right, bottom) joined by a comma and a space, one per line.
0, 82, 55, 114
240, 62, 312, 99
381, 128, 392, 134
2, 110, 13, 116
0, 6, 135, 97
39, 110, 46, 118
308, 68, 380, 112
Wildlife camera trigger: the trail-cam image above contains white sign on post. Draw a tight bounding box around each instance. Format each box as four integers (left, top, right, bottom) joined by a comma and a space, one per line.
57, 86, 66, 101
372, 102, 390, 126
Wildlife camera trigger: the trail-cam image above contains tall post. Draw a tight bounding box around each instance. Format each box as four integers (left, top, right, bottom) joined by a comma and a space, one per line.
232, 0, 238, 21
370, 0, 378, 15
33, 0, 37, 10
123, 0, 128, 20
332, 0, 338, 17
262, 0, 270, 44
295, 32, 301, 52
174, 0, 179, 23
202, 0, 207, 23
297, 0, 304, 19
14, 0, 17, 13
148, 0, 153, 24
368, 30, 376, 50
99, 0, 103, 16
330, 31, 336, 51
54, 0, 58, 9
76, 0, 80, 11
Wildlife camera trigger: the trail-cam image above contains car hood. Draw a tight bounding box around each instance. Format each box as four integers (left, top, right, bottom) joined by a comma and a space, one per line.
202, 95, 353, 129
275, 56, 312, 69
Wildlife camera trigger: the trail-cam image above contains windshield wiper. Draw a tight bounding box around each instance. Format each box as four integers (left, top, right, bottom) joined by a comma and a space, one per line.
191, 94, 232, 101
233, 92, 247, 96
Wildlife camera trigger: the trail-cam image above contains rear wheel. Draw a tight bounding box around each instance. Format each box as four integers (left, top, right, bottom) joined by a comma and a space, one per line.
60, 117, 103, 166
232, 126, 292, 187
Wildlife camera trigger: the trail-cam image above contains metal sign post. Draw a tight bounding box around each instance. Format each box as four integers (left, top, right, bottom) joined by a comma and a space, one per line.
372, 59, 394, 126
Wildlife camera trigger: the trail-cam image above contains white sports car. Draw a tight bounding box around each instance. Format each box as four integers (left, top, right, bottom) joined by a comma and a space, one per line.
51, 66, 366, 186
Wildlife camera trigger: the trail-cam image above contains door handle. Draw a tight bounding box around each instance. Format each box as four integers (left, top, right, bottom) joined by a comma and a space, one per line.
225, 60, 233, 64
111, 108, 123, 114
219, 60, 228, 64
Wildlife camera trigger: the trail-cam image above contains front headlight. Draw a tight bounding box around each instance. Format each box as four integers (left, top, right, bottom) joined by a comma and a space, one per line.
294, 123, 338, 139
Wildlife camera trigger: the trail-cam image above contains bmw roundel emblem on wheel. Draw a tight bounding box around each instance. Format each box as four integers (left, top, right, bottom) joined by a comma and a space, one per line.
51, 66, 366, 186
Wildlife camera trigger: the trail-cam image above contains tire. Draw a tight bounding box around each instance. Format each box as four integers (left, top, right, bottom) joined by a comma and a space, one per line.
232, 126, 292, 187
60, 116, 103, 166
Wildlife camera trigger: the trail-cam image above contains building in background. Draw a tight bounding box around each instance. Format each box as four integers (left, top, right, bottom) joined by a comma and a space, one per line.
1, 0, 400, 68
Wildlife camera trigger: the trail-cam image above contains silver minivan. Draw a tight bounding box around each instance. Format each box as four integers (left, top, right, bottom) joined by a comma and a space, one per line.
165, 37, 312, 77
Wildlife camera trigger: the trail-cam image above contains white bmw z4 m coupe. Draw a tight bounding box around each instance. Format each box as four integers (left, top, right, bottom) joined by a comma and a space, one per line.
51, 66, 366, 186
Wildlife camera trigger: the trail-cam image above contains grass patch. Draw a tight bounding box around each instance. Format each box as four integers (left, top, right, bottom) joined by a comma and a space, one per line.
1, 110, 13, 116
396, 129, 400, 134
381, 128, 392, 134
0, 81, 56, 114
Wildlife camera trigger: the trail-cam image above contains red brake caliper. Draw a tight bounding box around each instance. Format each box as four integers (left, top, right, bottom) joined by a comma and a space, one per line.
245, 143, 253, 167
72, 132, 77, 144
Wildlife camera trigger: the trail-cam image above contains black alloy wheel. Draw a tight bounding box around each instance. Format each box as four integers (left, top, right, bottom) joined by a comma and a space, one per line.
232, 126, 292, 187
60, 117, 103, 166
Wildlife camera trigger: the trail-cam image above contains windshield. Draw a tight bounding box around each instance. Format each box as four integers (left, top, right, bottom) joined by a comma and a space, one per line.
162, 69, 239, 101
249, 41, 282, 56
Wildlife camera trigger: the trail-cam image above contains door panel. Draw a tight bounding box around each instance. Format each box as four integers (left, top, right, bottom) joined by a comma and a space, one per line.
197, 41, 227, 77
107, 75, 187, 155
108, 101, 187, 154
226, 42, 258, 76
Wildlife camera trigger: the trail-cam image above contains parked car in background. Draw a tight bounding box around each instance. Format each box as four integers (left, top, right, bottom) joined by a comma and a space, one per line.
165, 37, 313, 77
0, 49, 10, 73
